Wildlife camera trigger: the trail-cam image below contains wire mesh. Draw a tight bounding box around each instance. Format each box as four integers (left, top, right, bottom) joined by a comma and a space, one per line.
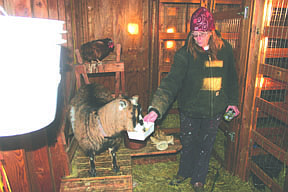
251, 0, 288, 190
214, 18, 241, 49
215, 3, 240, 12
256, 1, 287, 149
159, 3, 200, 33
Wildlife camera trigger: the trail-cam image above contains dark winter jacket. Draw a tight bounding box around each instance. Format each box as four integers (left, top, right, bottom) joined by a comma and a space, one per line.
149, 32, 239, 119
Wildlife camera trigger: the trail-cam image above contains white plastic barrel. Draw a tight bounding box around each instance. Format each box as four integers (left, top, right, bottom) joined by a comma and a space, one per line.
0, 15, 66, 136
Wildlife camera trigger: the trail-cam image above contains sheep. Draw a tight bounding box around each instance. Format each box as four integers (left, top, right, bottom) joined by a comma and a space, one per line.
69, 83, 142, 176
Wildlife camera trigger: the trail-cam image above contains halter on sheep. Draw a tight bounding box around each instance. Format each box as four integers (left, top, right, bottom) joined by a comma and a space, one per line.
69, 83, 142, 176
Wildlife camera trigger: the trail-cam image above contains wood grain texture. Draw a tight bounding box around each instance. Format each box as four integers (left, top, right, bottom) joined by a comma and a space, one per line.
47, 0, 59, 19
33, 0, 48, 18
60, 139, 181, 191
4, 0, 31, 16
71, 0, 151, 110
25, 129, 54, 192
0, 150, 30, 192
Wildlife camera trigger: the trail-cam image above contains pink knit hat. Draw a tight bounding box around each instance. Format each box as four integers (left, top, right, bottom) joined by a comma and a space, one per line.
190, 7, 215, 32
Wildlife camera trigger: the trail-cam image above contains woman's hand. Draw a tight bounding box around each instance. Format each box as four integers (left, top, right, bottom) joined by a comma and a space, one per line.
143, 111, 158, 123
226, 105, 240, 117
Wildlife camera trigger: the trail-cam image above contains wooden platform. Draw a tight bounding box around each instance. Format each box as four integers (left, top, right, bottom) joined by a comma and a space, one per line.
60, 139, 182, 192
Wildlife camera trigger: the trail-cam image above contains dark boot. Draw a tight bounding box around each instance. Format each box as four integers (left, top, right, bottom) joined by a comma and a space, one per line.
192, 182, 204, 192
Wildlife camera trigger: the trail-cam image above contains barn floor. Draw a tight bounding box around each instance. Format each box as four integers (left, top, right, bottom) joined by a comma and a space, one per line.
60, 130, 282, 191
132, 153, 259, 192
132, 131, 262, 192
60, 136, 182, 191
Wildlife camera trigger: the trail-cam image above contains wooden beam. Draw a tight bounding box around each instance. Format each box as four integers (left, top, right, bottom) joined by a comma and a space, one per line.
259, 64, 288, 83
159, 32, 188, 40
215, 0, 242, 4
160, 0, 200, 3
250, 161, 283, 192
259, 78, 287, 90
213, 8, 243, 20
256, 126, 286, 137
160, 0, 242, 4
235, 0, 265, 180
94, 62, 125, 73
252, 130, 288, 166
272, 0, 288, 7
265, 48, 288, 58
255, 97, 288, 125
263, 26, 288, 39
221, 32, 239, 40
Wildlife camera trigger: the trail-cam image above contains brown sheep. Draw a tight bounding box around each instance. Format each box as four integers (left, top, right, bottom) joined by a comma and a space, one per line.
69, 83, 142, 176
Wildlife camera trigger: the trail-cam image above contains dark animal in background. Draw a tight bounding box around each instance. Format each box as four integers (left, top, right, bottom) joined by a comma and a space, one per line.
80, 38, 114, 64
69, 83, 142, 176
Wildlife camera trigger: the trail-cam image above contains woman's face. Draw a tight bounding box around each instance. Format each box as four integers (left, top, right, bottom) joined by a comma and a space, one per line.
192, 31, 212, 48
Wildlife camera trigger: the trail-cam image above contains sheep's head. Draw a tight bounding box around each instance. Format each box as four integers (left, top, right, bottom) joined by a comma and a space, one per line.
98, 95, 143, 133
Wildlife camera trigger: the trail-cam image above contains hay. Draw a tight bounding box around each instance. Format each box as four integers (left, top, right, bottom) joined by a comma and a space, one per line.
132, 131, 261, 192
132, 155, 260, 192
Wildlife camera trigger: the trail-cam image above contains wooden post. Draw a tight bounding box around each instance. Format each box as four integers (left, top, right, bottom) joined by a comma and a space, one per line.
116, 44, 121, 62
235, 0, 266, 180
200, 0, 208, 8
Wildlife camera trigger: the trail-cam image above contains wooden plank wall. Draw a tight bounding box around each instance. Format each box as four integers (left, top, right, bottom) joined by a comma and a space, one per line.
0, 0, 151, 191
0, 0, 71, 192
70, 0, 151, 111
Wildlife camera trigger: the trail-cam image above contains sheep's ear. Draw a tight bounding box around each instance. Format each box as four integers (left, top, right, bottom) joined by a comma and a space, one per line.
130, 95, 139, 105
119, 100, 127, 111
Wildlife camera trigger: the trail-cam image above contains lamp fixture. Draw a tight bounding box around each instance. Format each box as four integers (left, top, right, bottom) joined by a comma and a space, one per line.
128, 23, 139, 35
166, 40, 174, 49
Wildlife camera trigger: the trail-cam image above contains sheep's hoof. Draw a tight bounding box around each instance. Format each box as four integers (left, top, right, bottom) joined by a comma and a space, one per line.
113, 165, 120, 173
89, 169, 97, 177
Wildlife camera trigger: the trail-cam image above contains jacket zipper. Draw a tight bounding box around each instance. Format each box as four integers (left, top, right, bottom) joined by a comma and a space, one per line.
208, 55, 214, 117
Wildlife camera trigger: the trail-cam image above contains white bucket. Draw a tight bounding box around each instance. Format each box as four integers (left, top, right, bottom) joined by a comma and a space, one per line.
0, 15, 66, 136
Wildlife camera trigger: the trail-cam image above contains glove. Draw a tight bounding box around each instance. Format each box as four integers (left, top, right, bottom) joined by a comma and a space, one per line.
143, 111, 158, 123
226, 105, 240, 117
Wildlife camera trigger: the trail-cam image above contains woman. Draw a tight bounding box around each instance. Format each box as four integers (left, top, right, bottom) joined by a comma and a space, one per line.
144, 7, 240, 191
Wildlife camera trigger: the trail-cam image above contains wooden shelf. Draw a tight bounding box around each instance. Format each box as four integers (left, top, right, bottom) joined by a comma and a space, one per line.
159, 32, 188, 40
87, 62, 124, 73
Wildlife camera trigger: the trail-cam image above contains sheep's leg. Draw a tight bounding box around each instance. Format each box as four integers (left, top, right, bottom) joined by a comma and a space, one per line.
109, 148, 120, 172
88, 153, 97, 177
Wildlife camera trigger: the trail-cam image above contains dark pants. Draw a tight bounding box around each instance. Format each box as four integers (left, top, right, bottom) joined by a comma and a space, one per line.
177, 112, 222, 185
